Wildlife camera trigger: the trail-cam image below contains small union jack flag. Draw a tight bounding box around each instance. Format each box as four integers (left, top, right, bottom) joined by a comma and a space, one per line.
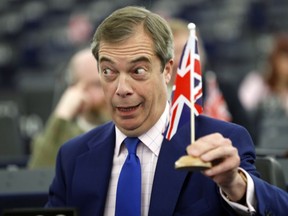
166, 24, 203, 140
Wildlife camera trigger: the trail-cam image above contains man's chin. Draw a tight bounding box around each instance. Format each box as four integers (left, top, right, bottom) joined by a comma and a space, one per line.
115, 120, 147, 137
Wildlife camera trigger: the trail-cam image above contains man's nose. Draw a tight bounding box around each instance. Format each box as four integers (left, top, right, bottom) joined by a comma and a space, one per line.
115, 74, 133, 97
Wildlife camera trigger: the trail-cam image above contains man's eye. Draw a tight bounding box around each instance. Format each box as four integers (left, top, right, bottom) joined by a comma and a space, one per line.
101, 68, 117, 81
103, 68, 112, 75
131, 67, 149, 80
134, 68, 145, 75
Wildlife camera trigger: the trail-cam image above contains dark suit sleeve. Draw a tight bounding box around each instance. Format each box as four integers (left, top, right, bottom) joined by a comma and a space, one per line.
195, 116, 288, 215
252, 175, 288, 215
226, 124, 288, 215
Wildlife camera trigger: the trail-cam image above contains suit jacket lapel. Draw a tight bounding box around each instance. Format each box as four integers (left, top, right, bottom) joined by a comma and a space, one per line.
72, 123, 116, 215
149, 124, 191, 216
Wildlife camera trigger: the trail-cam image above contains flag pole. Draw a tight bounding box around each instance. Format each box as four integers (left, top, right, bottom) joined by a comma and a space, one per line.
188, 23, 196, 144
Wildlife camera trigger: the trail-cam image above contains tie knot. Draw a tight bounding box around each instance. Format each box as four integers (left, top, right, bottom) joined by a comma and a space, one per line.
124, 137, 140, 154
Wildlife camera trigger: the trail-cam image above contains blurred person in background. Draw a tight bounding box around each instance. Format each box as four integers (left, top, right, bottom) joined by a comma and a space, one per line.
239, 33, 288, 157
28, 48, 110, 168
168, 18, 253, 135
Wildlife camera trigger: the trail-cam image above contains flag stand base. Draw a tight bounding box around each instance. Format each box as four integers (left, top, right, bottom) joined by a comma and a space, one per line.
175, 155, 212, 171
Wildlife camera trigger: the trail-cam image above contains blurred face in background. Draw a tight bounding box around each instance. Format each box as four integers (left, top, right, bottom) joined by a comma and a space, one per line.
72, 50, 106, 115
275, 52, 288, 84
268, 34, 288, 89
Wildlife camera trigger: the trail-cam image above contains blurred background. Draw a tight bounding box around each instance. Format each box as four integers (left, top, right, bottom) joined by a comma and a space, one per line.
0, 0, 288, 164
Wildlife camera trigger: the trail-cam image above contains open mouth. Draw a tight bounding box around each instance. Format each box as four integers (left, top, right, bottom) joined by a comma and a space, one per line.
117, 104, 141, 112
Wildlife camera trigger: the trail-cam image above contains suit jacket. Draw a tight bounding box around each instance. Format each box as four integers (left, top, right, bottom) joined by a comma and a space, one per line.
46, 115, 288, 216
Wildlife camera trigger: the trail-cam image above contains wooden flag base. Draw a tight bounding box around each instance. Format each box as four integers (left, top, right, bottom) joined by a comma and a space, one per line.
175, 155, 212, 171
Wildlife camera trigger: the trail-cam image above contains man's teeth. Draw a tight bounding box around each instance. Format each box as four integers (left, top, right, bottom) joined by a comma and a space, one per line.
119, 105, 139, 111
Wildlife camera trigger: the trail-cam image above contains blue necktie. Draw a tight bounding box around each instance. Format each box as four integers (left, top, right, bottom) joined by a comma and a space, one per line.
115, 137, 141, 216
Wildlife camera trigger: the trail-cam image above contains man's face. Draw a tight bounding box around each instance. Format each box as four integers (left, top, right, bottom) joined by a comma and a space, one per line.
98, 26, 172, 136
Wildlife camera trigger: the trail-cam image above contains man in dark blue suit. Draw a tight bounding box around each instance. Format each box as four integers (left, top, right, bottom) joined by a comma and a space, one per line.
46, 6, 288, 216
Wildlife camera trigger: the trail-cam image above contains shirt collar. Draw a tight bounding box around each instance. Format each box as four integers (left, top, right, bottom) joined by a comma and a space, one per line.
115, 102, 170, 157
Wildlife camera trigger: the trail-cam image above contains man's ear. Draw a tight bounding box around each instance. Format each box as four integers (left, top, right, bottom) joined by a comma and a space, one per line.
163, 59, 173, 84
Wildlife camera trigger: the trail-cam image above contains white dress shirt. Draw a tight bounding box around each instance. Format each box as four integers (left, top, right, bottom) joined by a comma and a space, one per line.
104, 102, 256, 215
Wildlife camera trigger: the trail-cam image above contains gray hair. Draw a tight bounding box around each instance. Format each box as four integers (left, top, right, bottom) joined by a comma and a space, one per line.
91, 6, 174, 70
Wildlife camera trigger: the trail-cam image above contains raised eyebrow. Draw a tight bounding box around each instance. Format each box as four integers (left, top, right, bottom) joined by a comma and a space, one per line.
130, 56, 151, 64
99, 56, 151, 65
99, 56, 115, 64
